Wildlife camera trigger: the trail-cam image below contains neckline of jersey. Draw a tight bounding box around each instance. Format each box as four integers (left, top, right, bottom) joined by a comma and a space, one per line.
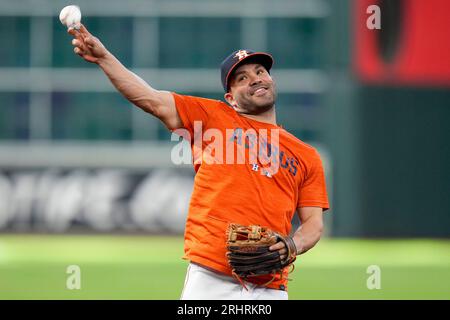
237, 112, 284, 130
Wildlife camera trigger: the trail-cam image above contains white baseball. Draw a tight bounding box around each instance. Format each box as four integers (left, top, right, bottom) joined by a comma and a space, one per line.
59, 5, 82, 29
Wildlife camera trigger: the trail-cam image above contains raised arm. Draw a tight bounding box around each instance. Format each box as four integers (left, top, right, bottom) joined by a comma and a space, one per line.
68, 24, 182, 130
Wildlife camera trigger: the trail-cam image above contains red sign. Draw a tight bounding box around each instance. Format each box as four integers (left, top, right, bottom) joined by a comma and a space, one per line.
354, 0, 450, 87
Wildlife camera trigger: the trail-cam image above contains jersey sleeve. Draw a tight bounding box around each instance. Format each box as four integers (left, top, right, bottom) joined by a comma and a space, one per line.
297, 149, 330, 211
171, 92, 218, 138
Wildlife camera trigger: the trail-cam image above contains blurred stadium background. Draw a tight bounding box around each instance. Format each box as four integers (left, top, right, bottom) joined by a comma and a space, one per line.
0, 0, 449, 299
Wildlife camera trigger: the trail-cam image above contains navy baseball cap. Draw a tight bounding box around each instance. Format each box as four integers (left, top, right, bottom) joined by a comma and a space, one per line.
220, 49, 274, 92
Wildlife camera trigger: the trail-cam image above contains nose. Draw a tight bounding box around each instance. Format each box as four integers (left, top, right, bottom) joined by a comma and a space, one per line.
249, 76, 262, 86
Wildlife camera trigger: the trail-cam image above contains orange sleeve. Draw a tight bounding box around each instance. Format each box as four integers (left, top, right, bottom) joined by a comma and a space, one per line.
171, 92, 216, 138
297, 149, 330, 211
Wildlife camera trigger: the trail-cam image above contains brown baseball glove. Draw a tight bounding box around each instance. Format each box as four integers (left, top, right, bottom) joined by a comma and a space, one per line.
226, 223, 298, 286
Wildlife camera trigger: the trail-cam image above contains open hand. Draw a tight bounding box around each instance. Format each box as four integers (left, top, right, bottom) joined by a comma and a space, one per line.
68, 24, 108, 63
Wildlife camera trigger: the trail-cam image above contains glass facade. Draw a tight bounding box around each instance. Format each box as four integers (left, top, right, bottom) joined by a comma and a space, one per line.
51, 92, 133, 140
0, 9, 328, 143
159, 18, 241, 68
0, 17, 30, 67
0, 92, 30, 139
267, 18, 325, 69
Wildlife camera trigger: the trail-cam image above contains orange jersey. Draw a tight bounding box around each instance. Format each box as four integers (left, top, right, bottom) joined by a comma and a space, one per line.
171, 92, 329, 291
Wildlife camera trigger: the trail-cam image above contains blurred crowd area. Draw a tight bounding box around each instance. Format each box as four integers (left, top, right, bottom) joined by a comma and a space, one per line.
0, 0, 449, 237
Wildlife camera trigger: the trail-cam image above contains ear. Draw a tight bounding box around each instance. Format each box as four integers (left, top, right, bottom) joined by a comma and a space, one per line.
224, 92, 237, 107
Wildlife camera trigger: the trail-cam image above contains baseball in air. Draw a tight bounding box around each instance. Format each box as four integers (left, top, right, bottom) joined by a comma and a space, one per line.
59, 5, 82, 29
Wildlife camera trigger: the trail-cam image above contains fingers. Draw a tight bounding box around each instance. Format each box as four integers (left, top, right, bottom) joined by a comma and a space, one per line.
68, 27, 85, 45
269, 241, 285, 251
84, 36, 96, 48
79, 24, 92, 37
67, 27, 76, 36
72, 38, 87, 54
70, 34, 95, 53
74, 47, 83, 57
68, 27, 79, 37
71, 38, 83, 48
67, 24, 100, 63
270, 241, 288, 261
68, 23, 92, 40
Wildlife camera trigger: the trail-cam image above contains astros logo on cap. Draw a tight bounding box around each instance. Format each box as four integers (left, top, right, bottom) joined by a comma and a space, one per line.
234, 50, 249, 60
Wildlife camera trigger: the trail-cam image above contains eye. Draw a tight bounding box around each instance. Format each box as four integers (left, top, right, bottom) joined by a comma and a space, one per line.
257, 69, 265, 75
238, 75, 247, 82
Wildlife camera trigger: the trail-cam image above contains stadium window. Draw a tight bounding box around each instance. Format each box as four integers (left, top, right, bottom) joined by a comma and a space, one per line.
267, 18, 325, 69
0, 17, 30, 67
0, 92, 30, 140
51, 92, 133, 141
159, 18, 241, 68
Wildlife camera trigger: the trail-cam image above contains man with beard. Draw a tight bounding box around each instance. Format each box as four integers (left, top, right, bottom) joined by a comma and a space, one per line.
68, 25, 329, 300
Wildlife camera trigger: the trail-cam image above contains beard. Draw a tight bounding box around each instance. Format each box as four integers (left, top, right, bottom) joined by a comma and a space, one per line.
236, 85, 277, 115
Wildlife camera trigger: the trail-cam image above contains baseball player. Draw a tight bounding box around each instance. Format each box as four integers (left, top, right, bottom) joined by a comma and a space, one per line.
68, 24, 329, 300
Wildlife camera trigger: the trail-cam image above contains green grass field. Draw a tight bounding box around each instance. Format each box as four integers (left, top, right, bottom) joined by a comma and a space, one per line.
0, 235, 449, 300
